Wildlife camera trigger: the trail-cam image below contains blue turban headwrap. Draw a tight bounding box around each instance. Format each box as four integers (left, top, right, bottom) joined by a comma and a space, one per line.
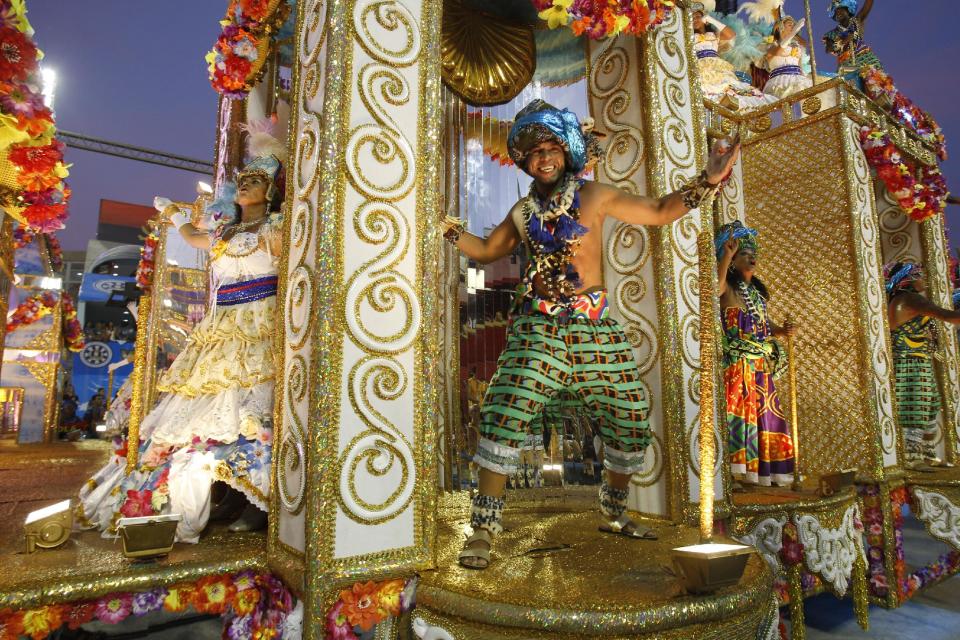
829, 0, 857, 19
714, 221, 759, 259
883, 262, 923, 299
508, 99, 594, 175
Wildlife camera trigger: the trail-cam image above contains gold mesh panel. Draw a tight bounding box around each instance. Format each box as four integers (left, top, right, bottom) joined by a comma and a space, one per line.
742, 116, 878, 477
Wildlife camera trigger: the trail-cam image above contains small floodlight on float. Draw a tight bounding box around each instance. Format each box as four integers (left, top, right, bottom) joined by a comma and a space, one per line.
95, 424, 107, 433
24, 499, 72, 553
670, 232, 754, 594
39, 276, 62, 290
116, 513, 182, 559
197, 181, 214, 195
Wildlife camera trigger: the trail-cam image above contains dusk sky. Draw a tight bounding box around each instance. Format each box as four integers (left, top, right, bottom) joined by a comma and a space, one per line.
26, 1, 960, 251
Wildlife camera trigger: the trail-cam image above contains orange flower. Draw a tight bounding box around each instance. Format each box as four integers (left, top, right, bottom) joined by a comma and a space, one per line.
163, 583, 195, 612
192, 575, 237, 614
21, 606, 66, 640
0, 611, 24, 640
252, 628, 279, 640
340, 581, 386, 631
377, 579, 405, 617
17, 170, 60, 191
232, 587, 261, 616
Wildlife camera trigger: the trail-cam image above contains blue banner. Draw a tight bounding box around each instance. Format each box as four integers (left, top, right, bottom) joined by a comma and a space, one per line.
72, 340, 134, 415
78, 274, 137, 303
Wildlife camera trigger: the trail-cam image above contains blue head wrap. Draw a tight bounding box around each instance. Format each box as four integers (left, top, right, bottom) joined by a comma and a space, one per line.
508, 100, 592, 175
714, 221, 759, 259
829, 0, 857, 19
883, 262, 923, 298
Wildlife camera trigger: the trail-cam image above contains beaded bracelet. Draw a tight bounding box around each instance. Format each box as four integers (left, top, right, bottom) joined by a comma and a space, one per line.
679, 171, 722, 210
443, 216, 465, 245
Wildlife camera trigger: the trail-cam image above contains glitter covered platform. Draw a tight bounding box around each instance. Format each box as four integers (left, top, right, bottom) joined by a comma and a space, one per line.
0, 525, 267, 609
414, 493, 776, 639
0, 440, 267, 609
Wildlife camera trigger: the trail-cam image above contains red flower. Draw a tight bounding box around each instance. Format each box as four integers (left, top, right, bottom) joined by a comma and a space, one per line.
21, 202, 67, 232
119, 489, 155, 518
8, 141, 64, 174
63, 602, 96, 630
192, 575, 237, 614
0, 610, 24, 640
0, 26, 37, 82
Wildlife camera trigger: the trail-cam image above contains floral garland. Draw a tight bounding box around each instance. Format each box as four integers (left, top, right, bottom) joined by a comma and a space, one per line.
135, 230, 159, 289
532, 0, 675, 40
43, 229, 60, 270
11, 224, 30, 248
522, 173, 587, 302
0, 2, 71, 233
858, 484, 907, 599
0, 570, 300, 640
61, 290, 83, 352
861, 67, 946, 161
326, 577, 416, 638
859, 126, 948, 223
5, 289, 55, 333
205, 0, 290, 98
7, 141, 71, 232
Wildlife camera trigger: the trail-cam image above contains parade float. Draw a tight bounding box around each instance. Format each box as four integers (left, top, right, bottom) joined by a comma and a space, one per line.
0, 0, 955, 639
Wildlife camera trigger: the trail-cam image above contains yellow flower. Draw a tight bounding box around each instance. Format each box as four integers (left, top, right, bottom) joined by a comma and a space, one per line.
377, 579, 405, 617
613, 14, 631, 35
538, 0, 573, 30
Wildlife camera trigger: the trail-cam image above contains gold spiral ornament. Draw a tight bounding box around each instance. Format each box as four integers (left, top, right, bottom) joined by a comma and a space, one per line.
440, 0, 536, 106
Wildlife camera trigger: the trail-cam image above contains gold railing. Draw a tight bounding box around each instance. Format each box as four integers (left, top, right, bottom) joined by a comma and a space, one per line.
704, 78, 939, 167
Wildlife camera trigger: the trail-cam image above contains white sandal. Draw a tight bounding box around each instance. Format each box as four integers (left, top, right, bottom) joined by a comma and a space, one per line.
458, 528, 492, 569
599, 513, 658, 540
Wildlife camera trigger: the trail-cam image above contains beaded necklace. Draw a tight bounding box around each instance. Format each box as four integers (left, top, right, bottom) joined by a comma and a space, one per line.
521, 173, 587, 302
737, 279, 767, 330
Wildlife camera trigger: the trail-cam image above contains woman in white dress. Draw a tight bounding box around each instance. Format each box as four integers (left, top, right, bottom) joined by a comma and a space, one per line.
692, 3, 776, 111
78, 140, 284, 543
763, 15, 813, 99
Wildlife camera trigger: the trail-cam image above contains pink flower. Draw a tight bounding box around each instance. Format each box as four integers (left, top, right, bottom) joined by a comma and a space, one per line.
119, 490, 155, 518
94, 594, 133, 624
325, 601, 358, 640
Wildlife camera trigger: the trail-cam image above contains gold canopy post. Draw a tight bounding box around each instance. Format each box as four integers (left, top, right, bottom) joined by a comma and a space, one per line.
697, 230, 718, 541
804, 0, 819, 84
787, 316, 803, 491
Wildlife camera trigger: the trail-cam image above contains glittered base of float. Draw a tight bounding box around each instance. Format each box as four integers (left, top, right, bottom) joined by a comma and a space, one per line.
414, 493, 775, 639
0, 525, 267, 609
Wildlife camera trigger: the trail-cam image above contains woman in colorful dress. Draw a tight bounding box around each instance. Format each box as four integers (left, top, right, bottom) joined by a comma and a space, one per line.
692, 3, 776, 111
717, 222, 795, 488
78, 134, 285, 542
822, 0, 878, 86
763, 15, 812, 99
884, 262, 960, 468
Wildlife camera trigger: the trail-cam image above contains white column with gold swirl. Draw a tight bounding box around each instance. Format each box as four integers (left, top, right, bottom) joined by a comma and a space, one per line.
586, 35, 667, 517
270, 0, 329, 570
641, 8, 724, 519
920, 215, 960, 462
276, 0, 442, 625
839, 117, 900, 469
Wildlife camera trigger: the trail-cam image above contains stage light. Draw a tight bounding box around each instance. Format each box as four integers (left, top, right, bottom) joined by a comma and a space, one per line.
197, 181, 213, 194
24, 499, 72, 553
95, 424, 107, 433
670, 543, 754, 594
38, 276, 62, 290
116, 514, 181, 559
40, 68, 56, 110
162, 299, 173, 308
